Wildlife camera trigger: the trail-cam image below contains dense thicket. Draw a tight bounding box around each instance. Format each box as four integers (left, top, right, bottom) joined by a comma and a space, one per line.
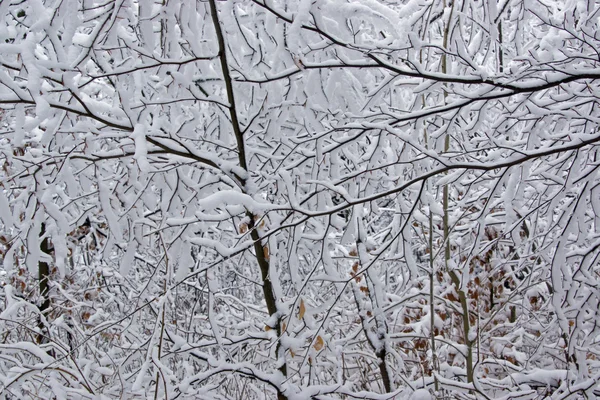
1, 0, 599, 398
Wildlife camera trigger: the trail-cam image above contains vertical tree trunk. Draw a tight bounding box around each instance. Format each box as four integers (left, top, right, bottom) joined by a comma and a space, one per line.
207, 1, 287, 398
441, 0, 473, 384
37, 222, 52, 352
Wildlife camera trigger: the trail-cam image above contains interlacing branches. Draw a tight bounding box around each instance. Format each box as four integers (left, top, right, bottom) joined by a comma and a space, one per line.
0, 0, 599, 399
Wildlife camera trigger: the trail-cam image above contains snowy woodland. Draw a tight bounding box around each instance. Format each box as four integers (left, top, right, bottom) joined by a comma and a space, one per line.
1, 0, 600, 399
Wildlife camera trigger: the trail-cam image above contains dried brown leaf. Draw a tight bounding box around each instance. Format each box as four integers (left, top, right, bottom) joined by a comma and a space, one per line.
313, 335, 324, 351
298, 299, 306, 320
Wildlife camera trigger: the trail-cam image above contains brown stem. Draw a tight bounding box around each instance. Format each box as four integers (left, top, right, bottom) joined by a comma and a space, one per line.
38, 223, 52, 348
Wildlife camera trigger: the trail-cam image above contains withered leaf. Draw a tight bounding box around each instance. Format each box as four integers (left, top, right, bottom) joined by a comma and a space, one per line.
313, 335, 324, 351
298, 299, 306, 319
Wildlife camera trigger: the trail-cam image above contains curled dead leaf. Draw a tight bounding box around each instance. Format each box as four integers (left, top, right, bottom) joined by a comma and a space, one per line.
298, 299, 306, 320
253, 215, 266, 229
313, 335, 324, 351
